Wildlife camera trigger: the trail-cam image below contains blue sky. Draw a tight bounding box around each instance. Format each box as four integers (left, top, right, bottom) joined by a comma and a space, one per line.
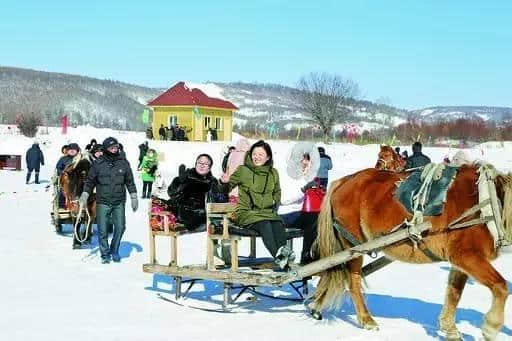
1, 1, 511, 109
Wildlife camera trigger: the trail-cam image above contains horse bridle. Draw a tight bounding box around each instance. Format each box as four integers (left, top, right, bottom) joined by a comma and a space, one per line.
376, 157, 388, 169
377, 154, 404, 172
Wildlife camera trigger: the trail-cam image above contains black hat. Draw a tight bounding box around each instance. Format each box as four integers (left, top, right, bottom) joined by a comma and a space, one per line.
317, 146, 325, 154
90, 144, 103, 154
67, 143, 80, 151
103, 137, 119, 149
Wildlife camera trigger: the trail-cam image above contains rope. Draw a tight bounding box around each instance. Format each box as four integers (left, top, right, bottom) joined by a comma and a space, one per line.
73, 202, 92, 243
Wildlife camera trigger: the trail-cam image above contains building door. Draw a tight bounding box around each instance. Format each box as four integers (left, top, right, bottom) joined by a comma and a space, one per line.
168, 115, 177, 128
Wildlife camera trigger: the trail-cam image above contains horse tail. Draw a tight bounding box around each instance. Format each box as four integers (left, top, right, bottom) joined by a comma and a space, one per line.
312, 175, 352, 312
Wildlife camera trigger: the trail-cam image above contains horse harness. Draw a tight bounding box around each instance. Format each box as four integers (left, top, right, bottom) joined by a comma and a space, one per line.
331, 163, 507, 262
332, 218, 444, 262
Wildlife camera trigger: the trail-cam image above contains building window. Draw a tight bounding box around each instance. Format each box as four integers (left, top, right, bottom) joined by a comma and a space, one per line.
215, 117, 223, 130
168, 115, 178, 127
204, 116, 211, 129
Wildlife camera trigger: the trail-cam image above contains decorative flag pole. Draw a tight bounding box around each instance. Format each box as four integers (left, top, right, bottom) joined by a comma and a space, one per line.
61, 115, 68, 135
142, 108, 149, 125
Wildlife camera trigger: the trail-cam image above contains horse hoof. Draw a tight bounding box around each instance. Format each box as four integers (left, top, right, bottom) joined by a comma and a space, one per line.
445, 333, 462, 341
309, 309, 323, 320
362, 319, 379, 331
440, 328, 462, 341
363, 323, 379, 331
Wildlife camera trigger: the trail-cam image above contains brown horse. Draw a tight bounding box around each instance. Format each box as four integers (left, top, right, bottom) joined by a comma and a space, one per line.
312, 165, 512, 340
375, 145, 405, 172
59, 153, 97, 248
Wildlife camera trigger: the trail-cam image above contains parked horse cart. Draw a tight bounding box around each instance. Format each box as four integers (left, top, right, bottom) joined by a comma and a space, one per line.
51, 172, 71, 233
144, 161, 512, 340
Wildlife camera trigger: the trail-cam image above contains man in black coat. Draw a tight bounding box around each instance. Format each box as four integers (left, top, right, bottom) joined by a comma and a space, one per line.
79, 137, 138, 263
25, 143, 45, 184
405, 142, 431, 170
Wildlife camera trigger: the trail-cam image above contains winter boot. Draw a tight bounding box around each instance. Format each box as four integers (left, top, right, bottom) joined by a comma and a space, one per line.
275, 246, 292, 269
35, 172, 40, 184
26, 172, 31, 184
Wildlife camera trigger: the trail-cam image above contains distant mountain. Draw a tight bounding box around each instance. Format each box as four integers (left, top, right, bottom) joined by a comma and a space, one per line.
0, 66, 160, 130
414, 106, 512, 123
3, 66, 509, 134
206, 82, 410, 133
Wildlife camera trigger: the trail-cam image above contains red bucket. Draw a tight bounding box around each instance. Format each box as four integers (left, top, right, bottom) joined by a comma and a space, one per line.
302, 187, 326, 213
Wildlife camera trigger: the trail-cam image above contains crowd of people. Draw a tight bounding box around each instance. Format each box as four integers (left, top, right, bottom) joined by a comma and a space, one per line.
157, 124, 191, 141
145, 124, 218, 141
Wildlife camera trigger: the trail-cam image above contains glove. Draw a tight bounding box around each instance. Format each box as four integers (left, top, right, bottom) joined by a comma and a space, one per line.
79, 192, 89, 208
178, 164, 187, 182
130, 192, 138, 212
301, 181, 316, 193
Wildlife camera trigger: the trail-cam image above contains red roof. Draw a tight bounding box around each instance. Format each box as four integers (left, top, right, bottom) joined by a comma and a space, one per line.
148, 82, 238, 110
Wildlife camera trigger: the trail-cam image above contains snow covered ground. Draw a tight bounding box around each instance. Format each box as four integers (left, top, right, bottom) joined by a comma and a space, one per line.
1, 125, 512, 341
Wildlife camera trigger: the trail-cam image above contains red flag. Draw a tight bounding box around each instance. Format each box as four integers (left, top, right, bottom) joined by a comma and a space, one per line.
61, 115, 68, 135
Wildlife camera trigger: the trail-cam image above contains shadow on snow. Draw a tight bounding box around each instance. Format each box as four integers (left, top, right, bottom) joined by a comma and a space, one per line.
146, 273, 512, 340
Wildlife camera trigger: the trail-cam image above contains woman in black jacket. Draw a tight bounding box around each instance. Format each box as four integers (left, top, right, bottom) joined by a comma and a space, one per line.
167, 154, 220, 230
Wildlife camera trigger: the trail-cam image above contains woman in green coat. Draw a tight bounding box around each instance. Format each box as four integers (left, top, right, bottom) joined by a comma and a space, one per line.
220, 140, 295, 268
140, 148, 158, 198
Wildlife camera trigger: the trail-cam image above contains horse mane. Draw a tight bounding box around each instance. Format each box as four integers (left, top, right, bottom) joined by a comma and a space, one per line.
68, 152, 93, 170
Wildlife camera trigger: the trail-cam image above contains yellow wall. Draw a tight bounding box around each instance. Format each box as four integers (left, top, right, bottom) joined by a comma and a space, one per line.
150, 105, 233, 141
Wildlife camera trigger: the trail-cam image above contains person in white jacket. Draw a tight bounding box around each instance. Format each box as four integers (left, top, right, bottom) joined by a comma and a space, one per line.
278, 142, 321, 265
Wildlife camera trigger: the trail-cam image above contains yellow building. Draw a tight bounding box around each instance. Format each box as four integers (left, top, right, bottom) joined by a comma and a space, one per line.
147, 82, 238, 141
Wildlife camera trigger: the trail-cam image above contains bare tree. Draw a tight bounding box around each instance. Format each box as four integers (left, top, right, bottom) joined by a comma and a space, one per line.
296, 72, 360, 142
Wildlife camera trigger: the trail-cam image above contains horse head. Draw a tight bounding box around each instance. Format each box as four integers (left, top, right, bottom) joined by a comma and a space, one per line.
60, 152, 93, 214
375, 145, 405, 172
